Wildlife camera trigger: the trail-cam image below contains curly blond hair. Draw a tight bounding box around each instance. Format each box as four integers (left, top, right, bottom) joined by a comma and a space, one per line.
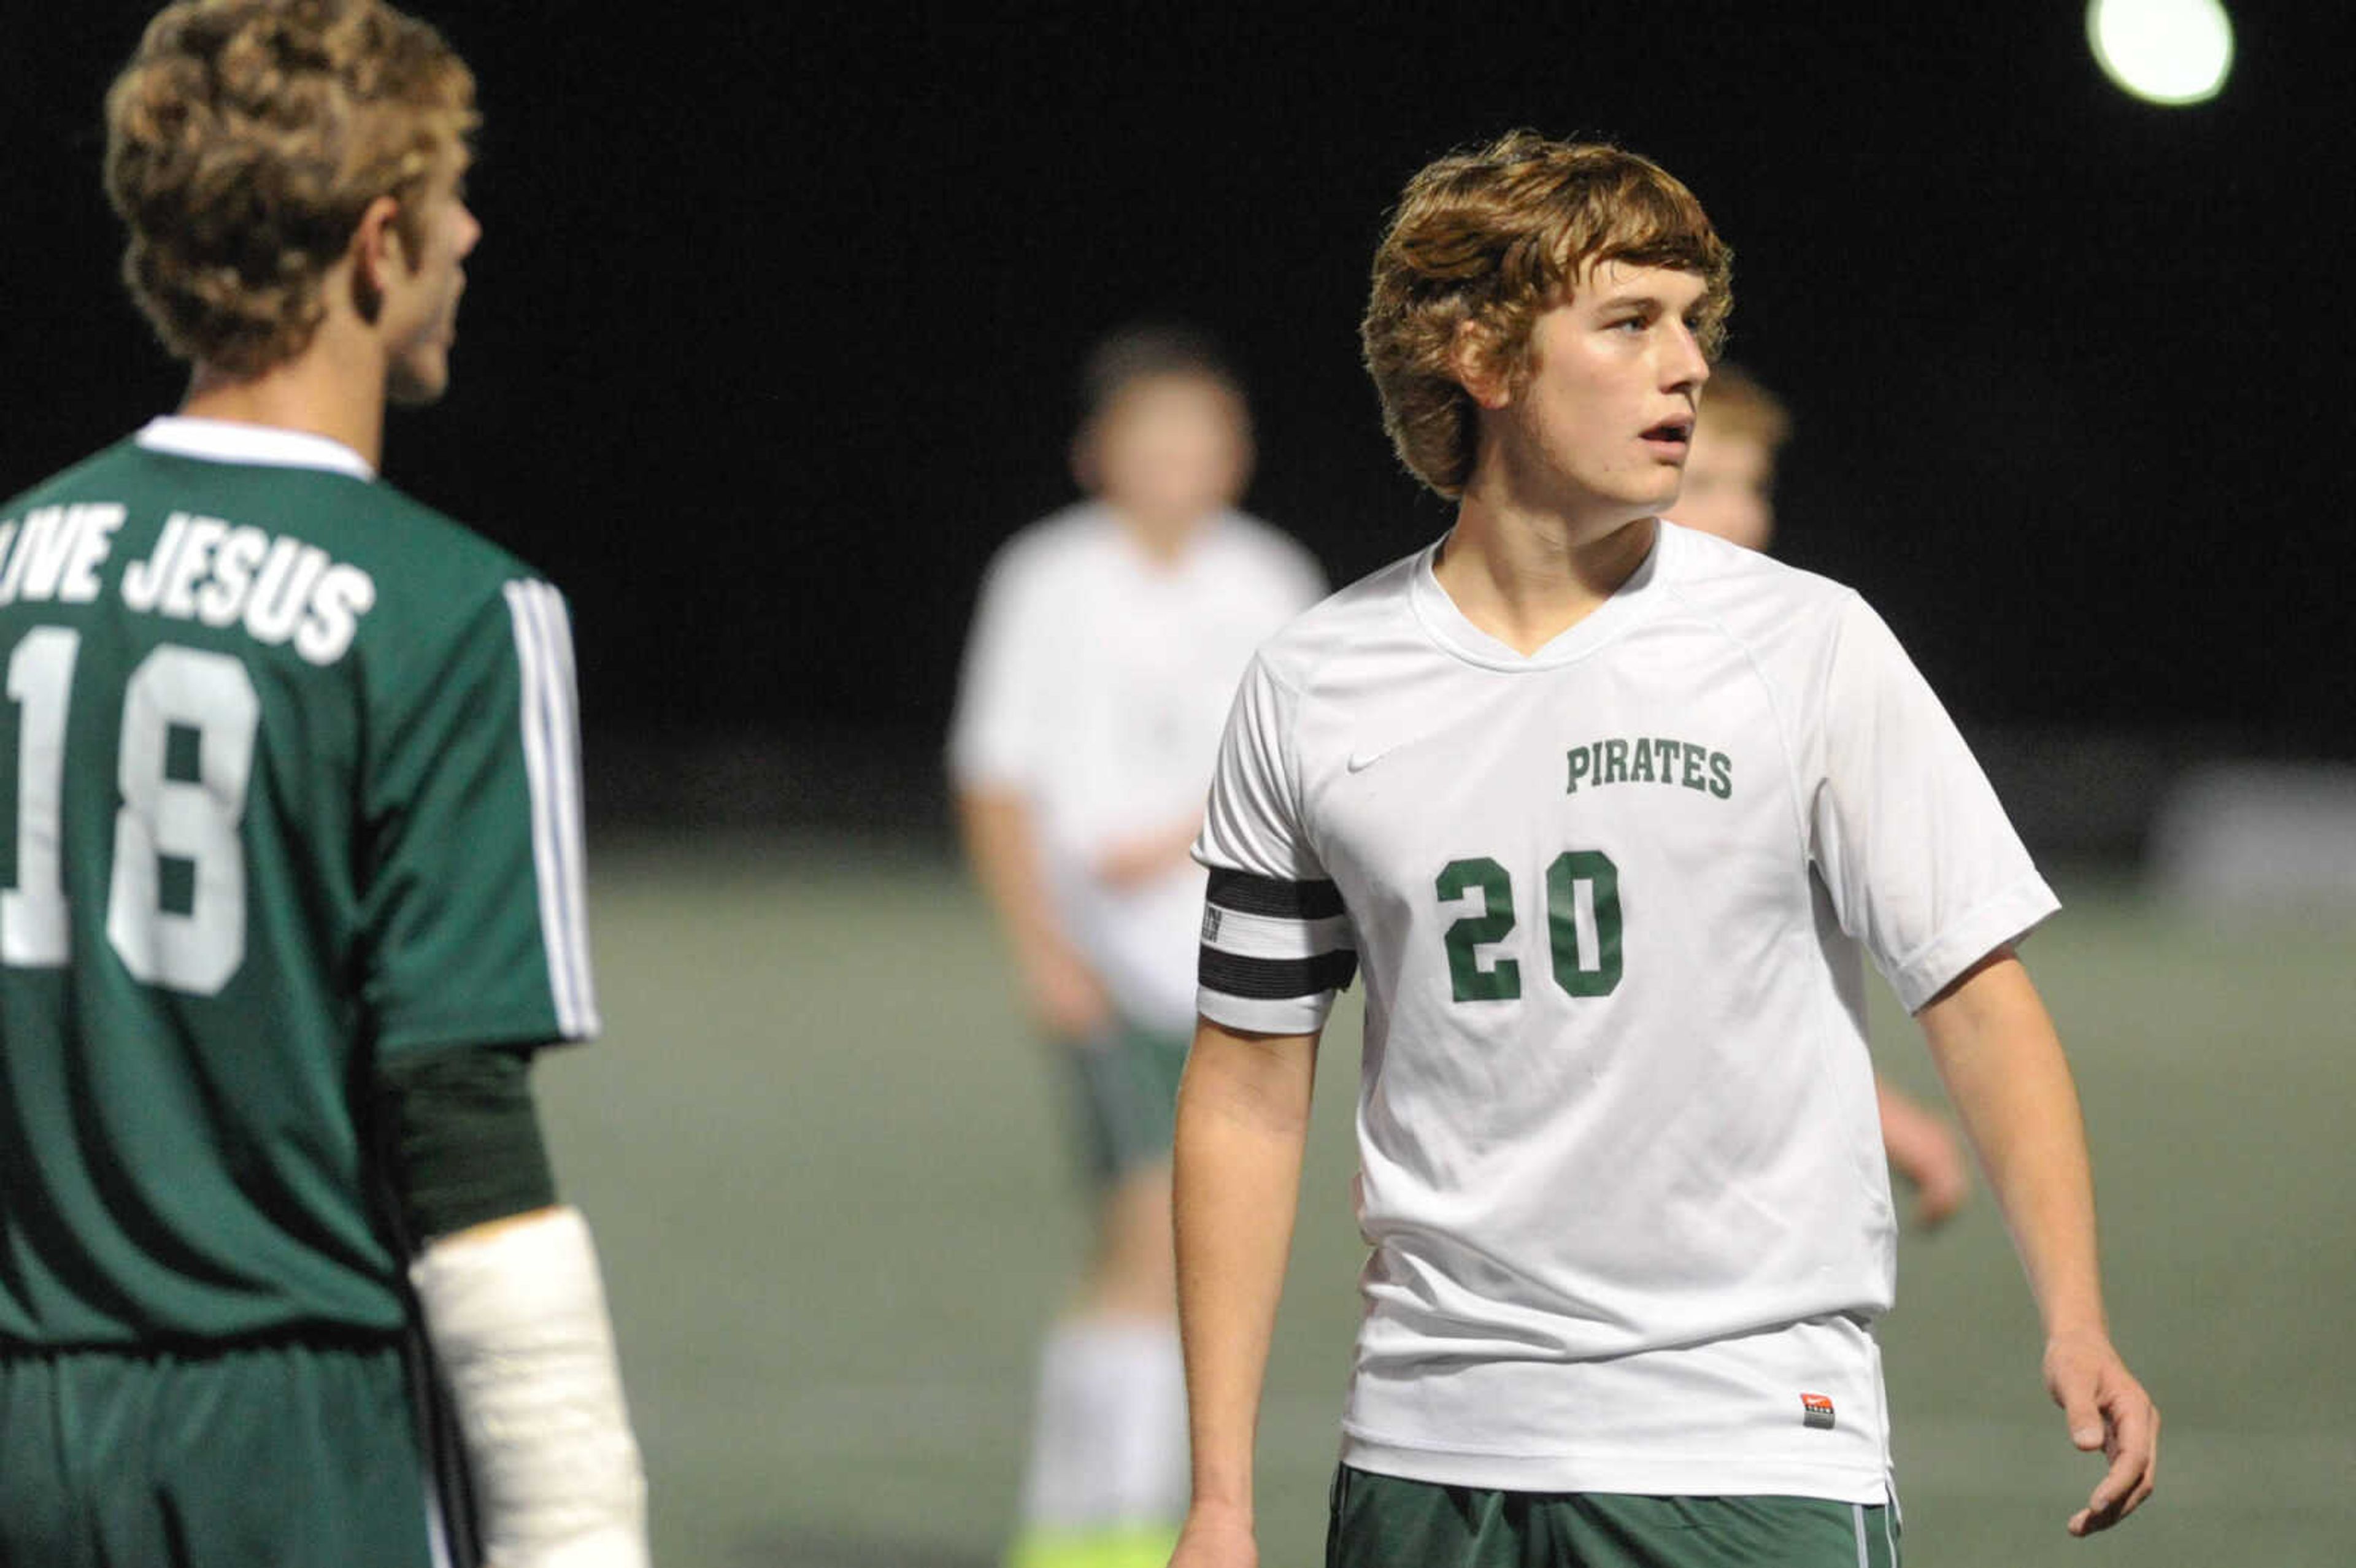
105, 0, 477, 378
1361, 131, 1733, 499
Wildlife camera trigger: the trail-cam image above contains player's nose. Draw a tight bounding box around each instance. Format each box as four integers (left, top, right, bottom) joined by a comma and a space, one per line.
1663, 325, 1709, 394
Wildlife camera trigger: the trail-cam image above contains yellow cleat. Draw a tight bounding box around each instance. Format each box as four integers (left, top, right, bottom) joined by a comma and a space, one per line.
1004, 1523, 1182, 1568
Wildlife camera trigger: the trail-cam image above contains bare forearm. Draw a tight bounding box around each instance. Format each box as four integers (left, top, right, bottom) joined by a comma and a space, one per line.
956, 787, 1069, 961
1920, 950, 2160, 1532
1173, 1020, 1319, 1521
1095, 812, 1206, 888
958, 788, 1112, 1037
1919, 951, 2104, 1336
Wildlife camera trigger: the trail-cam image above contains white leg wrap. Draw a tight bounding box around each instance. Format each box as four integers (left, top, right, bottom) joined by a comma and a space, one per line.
410, 1206, 649, 1568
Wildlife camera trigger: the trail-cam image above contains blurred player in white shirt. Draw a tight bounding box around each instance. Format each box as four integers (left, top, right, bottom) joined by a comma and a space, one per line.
1673, 364, 1973, 1229
950, 326, 1323, 1568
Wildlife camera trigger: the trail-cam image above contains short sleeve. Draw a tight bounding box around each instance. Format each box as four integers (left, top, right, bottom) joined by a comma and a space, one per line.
1808, 594, 2058, 1012
362, 579, 598, 1053
1193, 653, 1355, 1034
946, 542, 1047, 790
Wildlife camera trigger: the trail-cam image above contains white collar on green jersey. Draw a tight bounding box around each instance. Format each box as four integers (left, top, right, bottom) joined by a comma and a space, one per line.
135, 416, 376, 482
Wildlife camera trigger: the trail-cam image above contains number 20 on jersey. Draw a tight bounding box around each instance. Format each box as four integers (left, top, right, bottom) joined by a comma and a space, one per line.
1438, 850, 1623, 1003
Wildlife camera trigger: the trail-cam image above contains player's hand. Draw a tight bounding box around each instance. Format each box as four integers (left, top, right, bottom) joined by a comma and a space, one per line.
1024, 943, 1114, 1039
1877, 1087, 1970, 1229
2044, 1328, 2158, 1536
1168, 1501, 1257, 1568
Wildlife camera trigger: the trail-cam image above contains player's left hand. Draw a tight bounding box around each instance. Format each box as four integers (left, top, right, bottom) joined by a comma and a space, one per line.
2043, 1328, 2158, 1536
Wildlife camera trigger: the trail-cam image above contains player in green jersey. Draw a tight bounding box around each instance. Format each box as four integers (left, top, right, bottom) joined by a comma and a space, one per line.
0, 4, 645, 1564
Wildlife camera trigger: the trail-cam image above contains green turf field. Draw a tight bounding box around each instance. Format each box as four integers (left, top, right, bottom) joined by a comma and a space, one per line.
538, 834, 2355, 1567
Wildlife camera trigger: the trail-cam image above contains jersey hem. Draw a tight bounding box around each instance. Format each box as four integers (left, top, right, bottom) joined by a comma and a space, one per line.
1338, 1431, 1892, 1503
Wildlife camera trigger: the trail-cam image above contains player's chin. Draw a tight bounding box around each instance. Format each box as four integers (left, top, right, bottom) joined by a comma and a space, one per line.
1617, 481, 1681, 522
387, 352, 452, 409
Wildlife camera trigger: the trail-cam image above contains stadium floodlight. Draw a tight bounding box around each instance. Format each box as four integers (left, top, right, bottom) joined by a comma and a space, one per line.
2087, 0, 2235, 106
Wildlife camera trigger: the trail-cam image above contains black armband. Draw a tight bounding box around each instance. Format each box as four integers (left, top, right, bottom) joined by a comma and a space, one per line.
375, 1045, 559, 1249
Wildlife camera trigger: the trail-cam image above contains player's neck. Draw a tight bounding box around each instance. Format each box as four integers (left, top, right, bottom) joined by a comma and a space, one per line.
1436, 486, 1656, 656
180, 327, 389, 472
1110, 504, 1213, 569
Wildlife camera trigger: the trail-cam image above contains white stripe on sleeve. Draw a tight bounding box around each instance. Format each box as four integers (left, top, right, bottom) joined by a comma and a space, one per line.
504, 580, 599, 1037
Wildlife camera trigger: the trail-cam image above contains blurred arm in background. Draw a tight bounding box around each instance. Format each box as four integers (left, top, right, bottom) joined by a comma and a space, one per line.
957, 786, 1115, 1039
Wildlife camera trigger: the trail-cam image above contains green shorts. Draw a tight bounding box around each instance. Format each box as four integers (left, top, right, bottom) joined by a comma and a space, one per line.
1060, 1018, 1191, 1185
0, 1339, 439, 1568
1327, 1464, 1900, 1568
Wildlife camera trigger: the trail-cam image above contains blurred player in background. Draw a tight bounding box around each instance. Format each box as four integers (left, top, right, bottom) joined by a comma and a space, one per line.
1172, 132, 2156, 1568
950, 326, 1324, 1568
0, 4, 645, 1564
1674, 364, 1973, 1228
1666, 360, 1786, 553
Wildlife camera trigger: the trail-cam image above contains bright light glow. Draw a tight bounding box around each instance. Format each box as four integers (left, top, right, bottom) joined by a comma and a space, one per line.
2088, 0, 2235, 106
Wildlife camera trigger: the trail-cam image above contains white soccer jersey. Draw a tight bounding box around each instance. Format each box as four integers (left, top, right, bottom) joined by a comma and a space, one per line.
951, 501, 1323, 1034
1195, 522, 2056, 1501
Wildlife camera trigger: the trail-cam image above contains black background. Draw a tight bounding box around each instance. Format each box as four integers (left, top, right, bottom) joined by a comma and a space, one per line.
9, 4, 2349, 768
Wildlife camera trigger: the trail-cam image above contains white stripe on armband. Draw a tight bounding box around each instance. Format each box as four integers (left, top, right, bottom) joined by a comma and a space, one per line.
1199, 904, 1353, 962
410, 1206, 648, 1568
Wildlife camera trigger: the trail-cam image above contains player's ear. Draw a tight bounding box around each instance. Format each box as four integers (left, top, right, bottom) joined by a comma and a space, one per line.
1450, 317, 1514, 411
1228, 416, 1257, 501
346, 194, 408, 325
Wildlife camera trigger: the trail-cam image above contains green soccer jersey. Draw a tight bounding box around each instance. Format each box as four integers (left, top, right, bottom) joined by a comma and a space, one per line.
0, 417, 598, 1347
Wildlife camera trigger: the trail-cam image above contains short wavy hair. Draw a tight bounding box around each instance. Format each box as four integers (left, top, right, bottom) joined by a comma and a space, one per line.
1696, 362, 1791, 452
1078, 322, 1242, 423
105, 0, 477, 377
1361, 131, 1733, 499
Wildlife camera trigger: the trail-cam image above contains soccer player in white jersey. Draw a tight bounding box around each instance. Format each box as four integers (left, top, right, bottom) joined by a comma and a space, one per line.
1168, 133, 2157, 1568
1673, 364, 1973, 1229
950, 326, 1325, 1568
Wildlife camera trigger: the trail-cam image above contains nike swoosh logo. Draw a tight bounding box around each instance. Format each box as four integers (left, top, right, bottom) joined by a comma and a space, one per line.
1346, 747, 1394, 772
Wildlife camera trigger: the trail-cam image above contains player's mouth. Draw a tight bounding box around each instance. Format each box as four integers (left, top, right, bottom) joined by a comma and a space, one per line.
1641, 417, 1693, 457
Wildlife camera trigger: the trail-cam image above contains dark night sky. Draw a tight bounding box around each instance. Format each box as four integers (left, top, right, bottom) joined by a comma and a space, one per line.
8, 4, 2351, 760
